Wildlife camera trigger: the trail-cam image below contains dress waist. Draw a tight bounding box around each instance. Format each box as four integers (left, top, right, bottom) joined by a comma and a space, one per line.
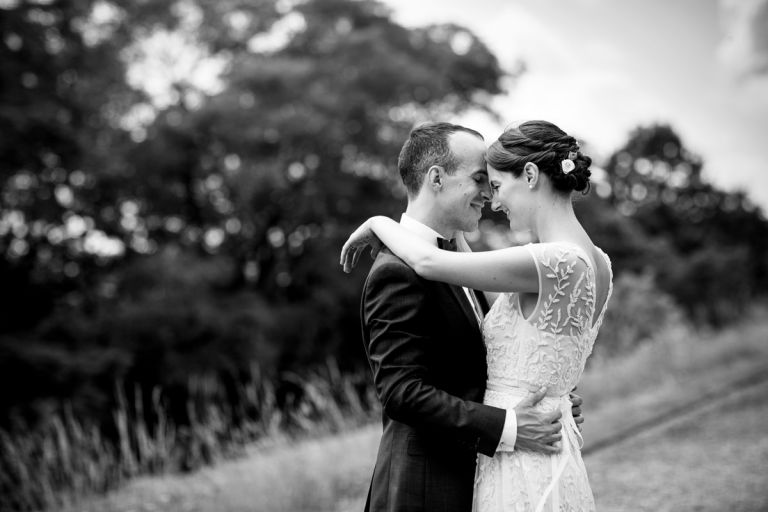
486, 380, 566, 399
485, 381, 584, 512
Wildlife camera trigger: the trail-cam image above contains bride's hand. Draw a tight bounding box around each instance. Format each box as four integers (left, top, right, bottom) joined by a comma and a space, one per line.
340, 218, 384, 273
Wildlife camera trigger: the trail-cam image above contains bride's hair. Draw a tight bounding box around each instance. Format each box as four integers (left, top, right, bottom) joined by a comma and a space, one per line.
486, 121, 592, 194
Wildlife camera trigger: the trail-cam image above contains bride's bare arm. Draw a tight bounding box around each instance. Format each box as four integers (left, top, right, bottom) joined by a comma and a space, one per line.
456, 232, 499, 305
341, 216, 538, 293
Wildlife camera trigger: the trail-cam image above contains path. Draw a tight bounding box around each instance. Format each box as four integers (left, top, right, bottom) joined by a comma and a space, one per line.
587, 377, 768, 511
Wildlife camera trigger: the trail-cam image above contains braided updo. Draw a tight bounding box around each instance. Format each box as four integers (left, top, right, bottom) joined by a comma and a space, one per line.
486, 121, 592, 194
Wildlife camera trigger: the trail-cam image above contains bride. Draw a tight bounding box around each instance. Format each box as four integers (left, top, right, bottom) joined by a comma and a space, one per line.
341, 120, 613, 512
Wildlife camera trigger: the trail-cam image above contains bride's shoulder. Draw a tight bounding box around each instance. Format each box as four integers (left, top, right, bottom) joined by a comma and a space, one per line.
525, 241, 591, 264
524, 242, 596, 283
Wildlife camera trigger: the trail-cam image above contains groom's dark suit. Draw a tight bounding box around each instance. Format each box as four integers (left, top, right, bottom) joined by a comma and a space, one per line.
361, 245, 506, 512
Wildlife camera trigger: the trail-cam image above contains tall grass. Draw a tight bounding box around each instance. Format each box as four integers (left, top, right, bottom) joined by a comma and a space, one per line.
70, 313, 768, 512
578, 310, 768, 447
583, 311, 768, 409
0, 360, 379, 512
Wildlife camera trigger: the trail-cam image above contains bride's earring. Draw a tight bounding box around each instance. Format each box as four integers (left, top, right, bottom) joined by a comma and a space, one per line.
524, 162, 539, 190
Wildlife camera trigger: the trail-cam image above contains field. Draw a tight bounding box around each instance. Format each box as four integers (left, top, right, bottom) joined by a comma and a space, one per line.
70, 316, 768, 512
588, 378, 768, 511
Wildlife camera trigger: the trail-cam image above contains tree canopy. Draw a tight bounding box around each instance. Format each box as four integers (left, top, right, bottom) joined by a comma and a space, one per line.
0, 0, 512, 421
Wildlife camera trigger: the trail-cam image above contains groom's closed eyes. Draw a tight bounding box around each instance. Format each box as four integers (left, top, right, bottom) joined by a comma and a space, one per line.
472, 170, 490, 186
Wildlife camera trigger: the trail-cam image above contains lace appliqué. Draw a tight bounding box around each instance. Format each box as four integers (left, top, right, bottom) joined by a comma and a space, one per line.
474, 243, 613, 512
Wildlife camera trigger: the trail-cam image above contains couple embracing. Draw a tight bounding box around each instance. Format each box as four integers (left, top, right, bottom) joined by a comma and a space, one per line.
340, 120, 613, 512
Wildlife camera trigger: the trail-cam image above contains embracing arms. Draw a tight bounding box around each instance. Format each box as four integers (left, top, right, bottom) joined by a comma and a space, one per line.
363, 259, 507, 455
341, 216, 538, 293
364, 256, 567, 455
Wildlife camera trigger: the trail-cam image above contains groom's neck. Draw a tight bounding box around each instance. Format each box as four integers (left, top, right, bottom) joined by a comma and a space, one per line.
404, 201, 456, 239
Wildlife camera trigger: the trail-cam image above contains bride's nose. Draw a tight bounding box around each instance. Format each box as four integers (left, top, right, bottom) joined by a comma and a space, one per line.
491, 200, 502, 212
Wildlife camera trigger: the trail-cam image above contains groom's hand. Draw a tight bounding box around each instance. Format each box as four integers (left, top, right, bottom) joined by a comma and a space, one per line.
513, 387, 562, 454
570, 390, 584, 432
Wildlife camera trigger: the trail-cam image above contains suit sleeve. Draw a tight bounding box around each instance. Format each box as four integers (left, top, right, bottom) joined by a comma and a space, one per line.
363, 260, 505, 456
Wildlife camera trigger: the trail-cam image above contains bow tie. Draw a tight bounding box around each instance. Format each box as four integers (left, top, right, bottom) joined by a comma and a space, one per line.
437, 237, 457, 251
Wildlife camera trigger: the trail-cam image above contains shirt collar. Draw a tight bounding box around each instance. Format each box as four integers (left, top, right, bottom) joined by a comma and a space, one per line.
400, 213, 449, 246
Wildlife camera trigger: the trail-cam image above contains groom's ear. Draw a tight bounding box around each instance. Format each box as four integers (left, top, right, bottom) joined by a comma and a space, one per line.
426, 165, 444, 191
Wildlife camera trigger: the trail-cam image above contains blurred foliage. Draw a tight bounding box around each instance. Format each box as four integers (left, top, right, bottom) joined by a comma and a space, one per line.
568, 124, 768, 355
598, 124, 768, 325
0, 0, 510, 426
590, 272, 686, 359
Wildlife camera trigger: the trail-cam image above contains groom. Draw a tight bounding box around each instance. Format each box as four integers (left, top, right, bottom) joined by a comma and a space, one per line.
360, 122, 579, 512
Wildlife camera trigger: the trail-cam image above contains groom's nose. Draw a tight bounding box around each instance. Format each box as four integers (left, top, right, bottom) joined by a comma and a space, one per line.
479, 183, 492, 203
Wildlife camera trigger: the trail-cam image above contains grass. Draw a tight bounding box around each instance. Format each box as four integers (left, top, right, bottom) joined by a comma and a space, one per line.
578, 315, 768, 447
0, 361, 379, 512
67, 425, 381, 512
588, 377, 768, 511
70, 312, 768, 512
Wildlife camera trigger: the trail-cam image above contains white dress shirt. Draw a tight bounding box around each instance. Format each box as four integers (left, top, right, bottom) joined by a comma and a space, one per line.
399, 214, 517, 453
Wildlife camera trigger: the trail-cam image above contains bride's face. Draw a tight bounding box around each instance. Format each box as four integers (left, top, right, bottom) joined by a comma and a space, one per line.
488, 165, 534, 233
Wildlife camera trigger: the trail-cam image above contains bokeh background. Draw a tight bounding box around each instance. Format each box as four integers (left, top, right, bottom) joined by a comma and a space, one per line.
1, 0, 767, 511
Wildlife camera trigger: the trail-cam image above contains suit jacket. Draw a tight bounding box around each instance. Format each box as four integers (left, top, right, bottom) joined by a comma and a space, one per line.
361, 248, 506, 512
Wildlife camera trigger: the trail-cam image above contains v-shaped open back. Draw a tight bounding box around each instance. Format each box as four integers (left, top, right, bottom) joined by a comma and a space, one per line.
482, 241, 614, 396
475, 241, 613, 512
590, 245, 613, 330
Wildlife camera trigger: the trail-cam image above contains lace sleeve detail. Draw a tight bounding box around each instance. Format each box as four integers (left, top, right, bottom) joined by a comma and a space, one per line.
524, 242, 596, 337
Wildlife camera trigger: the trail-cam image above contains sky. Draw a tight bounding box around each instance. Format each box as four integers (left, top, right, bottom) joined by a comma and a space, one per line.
381, 0, 768, 212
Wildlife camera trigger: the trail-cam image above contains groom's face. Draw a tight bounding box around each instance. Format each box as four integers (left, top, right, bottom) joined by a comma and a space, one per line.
439, 131, 491, 232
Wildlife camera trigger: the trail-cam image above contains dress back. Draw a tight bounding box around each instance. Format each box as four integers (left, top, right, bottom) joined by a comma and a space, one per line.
483, 242, 613, 398
474, 242, 613, 512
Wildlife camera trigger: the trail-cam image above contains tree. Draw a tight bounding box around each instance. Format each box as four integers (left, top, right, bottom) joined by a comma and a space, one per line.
601, 124, 768, 324
0, 0, 516, 421
113, 0, 512, 373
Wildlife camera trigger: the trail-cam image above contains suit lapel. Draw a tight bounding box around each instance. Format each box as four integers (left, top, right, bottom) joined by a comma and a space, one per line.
444, 283, 482, 333
474, 289, 490, 316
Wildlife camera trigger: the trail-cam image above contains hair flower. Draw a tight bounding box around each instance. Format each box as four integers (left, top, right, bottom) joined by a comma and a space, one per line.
561, 159, 576, 174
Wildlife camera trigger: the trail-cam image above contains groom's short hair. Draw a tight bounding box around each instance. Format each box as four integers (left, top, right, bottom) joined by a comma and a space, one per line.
398, 122, 484, 197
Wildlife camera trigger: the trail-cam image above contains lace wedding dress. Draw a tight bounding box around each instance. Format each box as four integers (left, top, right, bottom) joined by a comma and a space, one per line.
473, 242, 613, 512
